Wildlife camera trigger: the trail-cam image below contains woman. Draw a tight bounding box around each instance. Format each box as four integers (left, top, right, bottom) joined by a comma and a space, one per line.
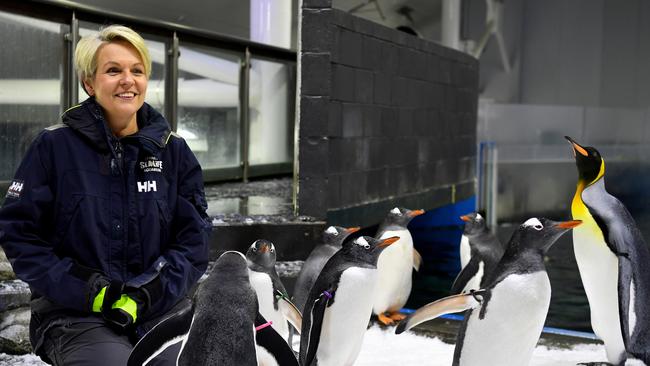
0, 25, 210, 365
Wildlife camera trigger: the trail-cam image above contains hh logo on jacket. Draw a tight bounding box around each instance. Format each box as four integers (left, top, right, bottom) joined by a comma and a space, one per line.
6, 180, 24, 199
138, 180, 157, 193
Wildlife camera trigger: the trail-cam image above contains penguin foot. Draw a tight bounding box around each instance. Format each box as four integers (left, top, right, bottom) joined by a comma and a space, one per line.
388, 312, 406, 321
377, 313, 395, 325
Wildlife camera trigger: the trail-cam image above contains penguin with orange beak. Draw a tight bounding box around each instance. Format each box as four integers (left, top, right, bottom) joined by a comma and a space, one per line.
372, 207, 425, 325
246, 239, 302, 344
451, 212, 504, 294
396, 218, 581, 366
300, 235, 400, 366
566, 136, 650, 365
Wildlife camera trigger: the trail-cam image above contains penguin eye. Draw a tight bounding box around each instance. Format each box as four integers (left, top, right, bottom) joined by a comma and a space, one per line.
252, 247, 257, 252
533, 224, 543, 231
270, 248, 275, 253
363, 244, 370, 250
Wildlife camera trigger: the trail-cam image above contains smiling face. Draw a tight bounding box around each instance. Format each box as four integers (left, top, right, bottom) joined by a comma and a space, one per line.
83, 40, 147, 137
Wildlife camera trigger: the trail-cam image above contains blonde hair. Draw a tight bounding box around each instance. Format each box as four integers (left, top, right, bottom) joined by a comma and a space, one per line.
74, 25, 152, 85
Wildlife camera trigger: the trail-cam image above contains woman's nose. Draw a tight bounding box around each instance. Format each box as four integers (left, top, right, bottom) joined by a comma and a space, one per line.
120, 72, 134, 86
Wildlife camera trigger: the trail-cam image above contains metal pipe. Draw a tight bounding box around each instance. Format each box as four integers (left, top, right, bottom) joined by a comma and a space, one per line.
240, 48, 251, 183
441, 0, 462, 50
165, 32, 179, 130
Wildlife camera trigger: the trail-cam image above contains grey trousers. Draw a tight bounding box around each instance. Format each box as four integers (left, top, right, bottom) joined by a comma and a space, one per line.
41, 319, 181, 366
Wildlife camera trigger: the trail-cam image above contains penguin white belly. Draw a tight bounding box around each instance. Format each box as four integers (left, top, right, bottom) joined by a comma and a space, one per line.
248, 270, 289, 339
460, 235, 471, 269
373, 230, 413, 313
317, 267, 376, 366
256, 346, 280, 366
459, 272, 550, 366
572, 228, 625, 363
461, 261, 484, 294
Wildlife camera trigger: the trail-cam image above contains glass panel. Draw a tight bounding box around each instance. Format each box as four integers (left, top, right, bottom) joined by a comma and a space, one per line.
0, 12, 66, 181
248, 58, 295, 166
78, 22, 166, 113
177, 44, 241, 169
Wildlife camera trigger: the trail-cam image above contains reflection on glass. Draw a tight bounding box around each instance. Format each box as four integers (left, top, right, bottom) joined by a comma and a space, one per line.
248, 59, 294, 166
0, 12, 65, 180
177, 45, 241, 169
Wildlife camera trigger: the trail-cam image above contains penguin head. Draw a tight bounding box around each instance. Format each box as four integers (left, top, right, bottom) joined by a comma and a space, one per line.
383, 207, 425, 227
210, 251, 249, 279
565, 136, 605, 185
460, 212, 487, 235
342, 235, 400, 265
513, 217, 582, 253
246, 239, 276, 271
323, 225, 360, 247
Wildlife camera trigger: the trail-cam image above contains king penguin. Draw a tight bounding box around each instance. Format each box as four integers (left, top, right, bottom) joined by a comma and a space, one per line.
299, 235, 400, 366
292, 225, 360, 312
396, 218, 581, 366
246, 239, 302, 342
372, 207, 425, 325
451, 212, 505, 294
127, 251, 298, 366
566, 136, 650, 365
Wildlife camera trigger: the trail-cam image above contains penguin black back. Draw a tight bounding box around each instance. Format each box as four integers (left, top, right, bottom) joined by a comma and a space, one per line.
452, 213, 505, 293
181, 251, 258, 366
293, 226, 359, 312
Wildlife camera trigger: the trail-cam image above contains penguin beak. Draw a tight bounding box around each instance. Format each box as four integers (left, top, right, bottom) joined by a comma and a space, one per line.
564, 136, 588, 157
346, 227, 361, 234
460, 215, 471, 222
379, 236, 400, 248
259, 244, 269, 253
409, 209, 425, 217
554, 220, 582, 229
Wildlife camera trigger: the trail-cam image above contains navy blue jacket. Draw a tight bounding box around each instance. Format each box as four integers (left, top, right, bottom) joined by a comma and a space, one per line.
0, 98, 210, 324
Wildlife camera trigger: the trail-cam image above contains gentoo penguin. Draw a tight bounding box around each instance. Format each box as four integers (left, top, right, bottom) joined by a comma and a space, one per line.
566, 136, 650, 365
292, 226, 360, 312
373, 207, 425, 325
246, 239, 302, 342
299, 235, 400, 366
396, 218, 581, 366
127, 251, 298, 366
451, 212, 505, 294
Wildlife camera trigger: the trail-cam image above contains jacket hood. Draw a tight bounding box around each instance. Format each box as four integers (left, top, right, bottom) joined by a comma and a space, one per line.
61, 97, 171, 154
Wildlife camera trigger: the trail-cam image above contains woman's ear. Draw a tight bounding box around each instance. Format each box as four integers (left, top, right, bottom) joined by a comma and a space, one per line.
82, 78, 94, 96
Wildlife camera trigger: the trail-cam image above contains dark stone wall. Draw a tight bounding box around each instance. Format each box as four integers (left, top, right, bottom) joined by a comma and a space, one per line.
298, 0, 479, 227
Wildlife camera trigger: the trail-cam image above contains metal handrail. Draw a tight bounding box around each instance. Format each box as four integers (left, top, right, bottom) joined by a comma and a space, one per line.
0, 0, 297, 184
0, 0, 297, 62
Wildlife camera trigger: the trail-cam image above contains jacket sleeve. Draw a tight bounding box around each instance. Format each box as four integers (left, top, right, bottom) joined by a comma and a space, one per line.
0, 133, 106, 312
126, 139, 210, 316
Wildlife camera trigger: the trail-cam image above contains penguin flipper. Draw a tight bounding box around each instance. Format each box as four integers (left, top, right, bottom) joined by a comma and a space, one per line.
303, 290, 335, 366
450, 258, 480, 294
127, 304, 194, 366
395, 290, 486, 335
412, 248, 423, 271
276, 291, 303, 334
255, 313, 299, 366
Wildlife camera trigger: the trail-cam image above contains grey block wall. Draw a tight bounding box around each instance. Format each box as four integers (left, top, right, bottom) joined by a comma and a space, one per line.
298, 0, 479, 227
